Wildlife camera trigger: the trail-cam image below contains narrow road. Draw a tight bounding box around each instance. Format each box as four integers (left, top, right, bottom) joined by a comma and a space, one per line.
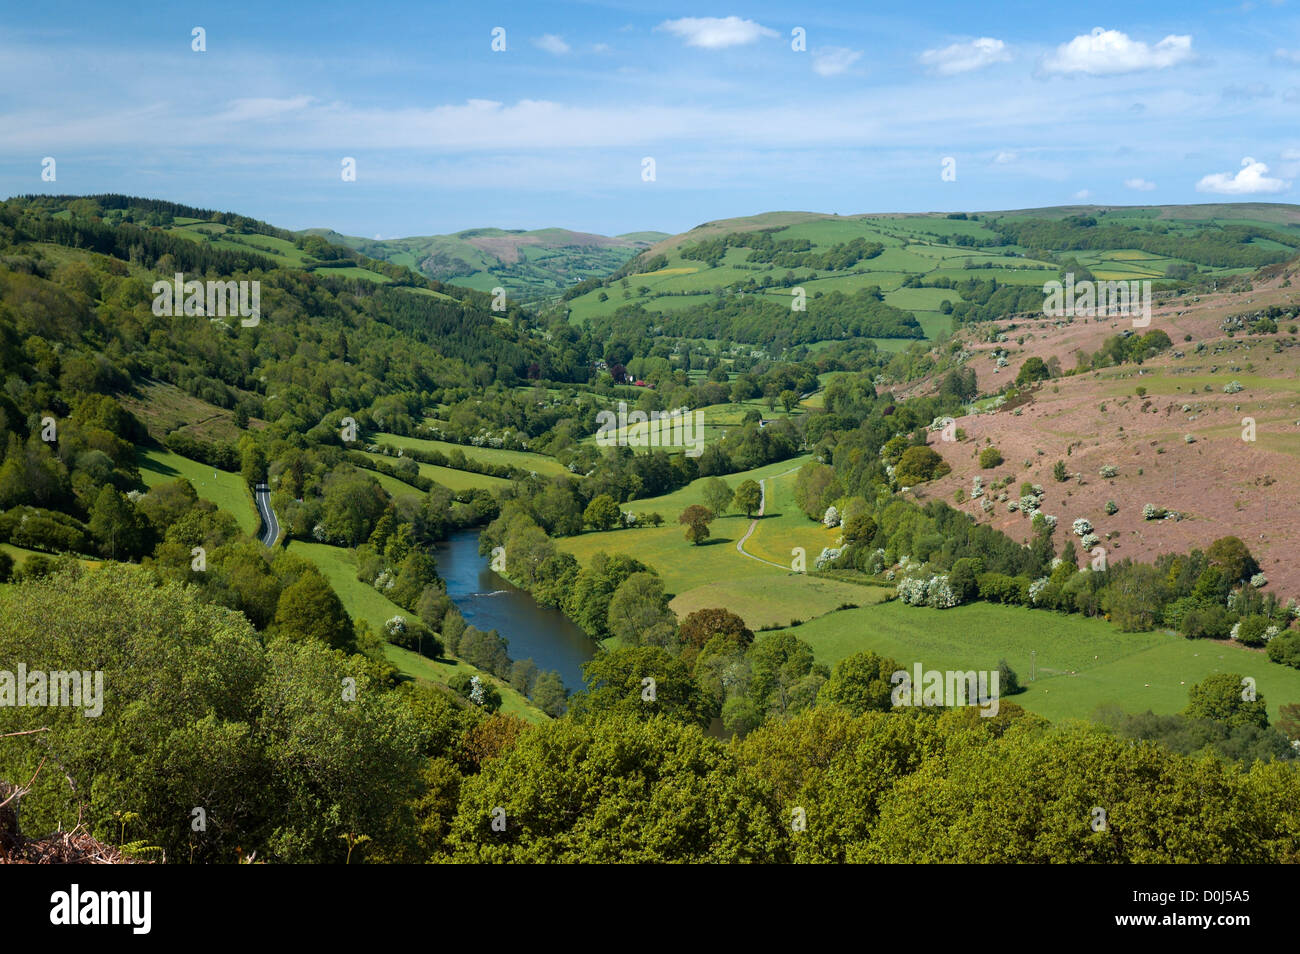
254, 482, 279, 547
734, 467, 801, 570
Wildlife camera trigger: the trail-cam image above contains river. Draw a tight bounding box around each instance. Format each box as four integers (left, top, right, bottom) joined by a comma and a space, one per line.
434, 528, 596, 690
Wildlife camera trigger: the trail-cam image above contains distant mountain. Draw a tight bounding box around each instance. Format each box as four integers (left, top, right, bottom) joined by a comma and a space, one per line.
302, 226, 670, 303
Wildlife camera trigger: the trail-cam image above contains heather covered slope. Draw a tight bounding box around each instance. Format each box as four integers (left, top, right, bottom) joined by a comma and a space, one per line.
910, 267, 1300, 596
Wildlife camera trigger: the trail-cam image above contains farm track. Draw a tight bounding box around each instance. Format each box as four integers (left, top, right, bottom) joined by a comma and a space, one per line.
735, 467, 801, 569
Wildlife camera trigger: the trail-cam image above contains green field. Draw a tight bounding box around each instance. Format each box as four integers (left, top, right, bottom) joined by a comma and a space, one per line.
137, 447, 259, 534
1, 542, 99, 569
373, 432, 568, 476
778, 600, 1300, 724
556, 455, 877, 628
361, 452, 511, 491
286, 540, 546, 723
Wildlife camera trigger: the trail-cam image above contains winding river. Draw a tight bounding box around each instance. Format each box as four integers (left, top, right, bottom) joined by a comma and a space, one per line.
435, 529, 595, 690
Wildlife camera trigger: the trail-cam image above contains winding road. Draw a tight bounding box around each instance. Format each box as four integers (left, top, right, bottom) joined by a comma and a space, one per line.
734, 467, 801, 569
254, 483, 279, 547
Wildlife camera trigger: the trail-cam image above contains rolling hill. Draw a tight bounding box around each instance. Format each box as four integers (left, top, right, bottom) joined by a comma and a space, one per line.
560, 204, 1300, 354
303, 226, 669, 302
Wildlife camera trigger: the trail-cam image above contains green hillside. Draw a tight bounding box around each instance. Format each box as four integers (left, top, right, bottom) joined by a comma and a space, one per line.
304, 226, 668, 302
561, 204, 1300, 353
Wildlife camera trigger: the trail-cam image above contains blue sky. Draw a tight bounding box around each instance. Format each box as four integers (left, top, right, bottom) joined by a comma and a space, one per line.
2, 1, 1298, 237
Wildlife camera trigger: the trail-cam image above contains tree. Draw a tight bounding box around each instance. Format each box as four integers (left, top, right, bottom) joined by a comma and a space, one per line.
273, 568, 356, 652
88, 485, 152, 559
607, 572, 677, 647
747, 633, 818, 717
1052, 460, 1067, 482
998, 659, 1022, 695
678, 608, 754, 652
843, 512, 877, 545
1183, 673, 1268, 729
894, 446, 950, 485
1016, 356, 1050, 386
1206, 536, 1257, 584
240, 442, 267, 488
569, 647, 711, 728
509, 658, 540, 697
722, 696, 762, 737
820, 651, 900, 715
733, 479, 762, 518
866, 721, 1270, 863
701, 477, 732, 517
780, 390, 798, 414
530, 670, 568, 717
678, 505, 714, 545
583, 494, 622, 532
0, 564, 429, 864
443, 715, 785, 862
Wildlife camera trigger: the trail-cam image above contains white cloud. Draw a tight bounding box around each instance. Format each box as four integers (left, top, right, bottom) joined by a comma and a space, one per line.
1283, 149, 1300, 160
1275, 48, 1300, 66
919, 37, 1010, 75
1196, 157, 1290, 195
591, 43, 612, 54
812, 47, 862, 77
994, 151, 1017, 164
1073, 189, 1092, 200
1043, 28, 1192, 75
533, 34, 570, 55
656, 17, 777, 49
1124, 177, 1157, 190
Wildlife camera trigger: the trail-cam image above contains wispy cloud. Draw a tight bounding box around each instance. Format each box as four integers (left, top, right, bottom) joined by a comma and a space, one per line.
1124, 177, 1157, 190
533, 34, 571, 55
919, 38, 1010, 75
812, 47, 862, 77
656, 17, 777, 49
1043, 28, 1193, 75
1222, 83, 1272, 100
216, 96, 315, 123
1196, 157, 1289, 194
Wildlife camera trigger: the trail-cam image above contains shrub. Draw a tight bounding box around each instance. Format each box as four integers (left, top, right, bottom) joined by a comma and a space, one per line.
1182, 605, 1234, 639
1231, 615, 1271, 648
1267, 631, 1300, 669
895, 445, 951, 485
978, 447, 1003, 469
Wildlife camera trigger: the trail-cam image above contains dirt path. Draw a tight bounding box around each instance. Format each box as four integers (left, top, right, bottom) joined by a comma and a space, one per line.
734, 467, 801, 569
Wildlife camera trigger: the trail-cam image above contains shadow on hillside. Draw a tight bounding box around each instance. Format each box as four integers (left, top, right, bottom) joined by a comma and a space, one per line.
134, 445, 181, 478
